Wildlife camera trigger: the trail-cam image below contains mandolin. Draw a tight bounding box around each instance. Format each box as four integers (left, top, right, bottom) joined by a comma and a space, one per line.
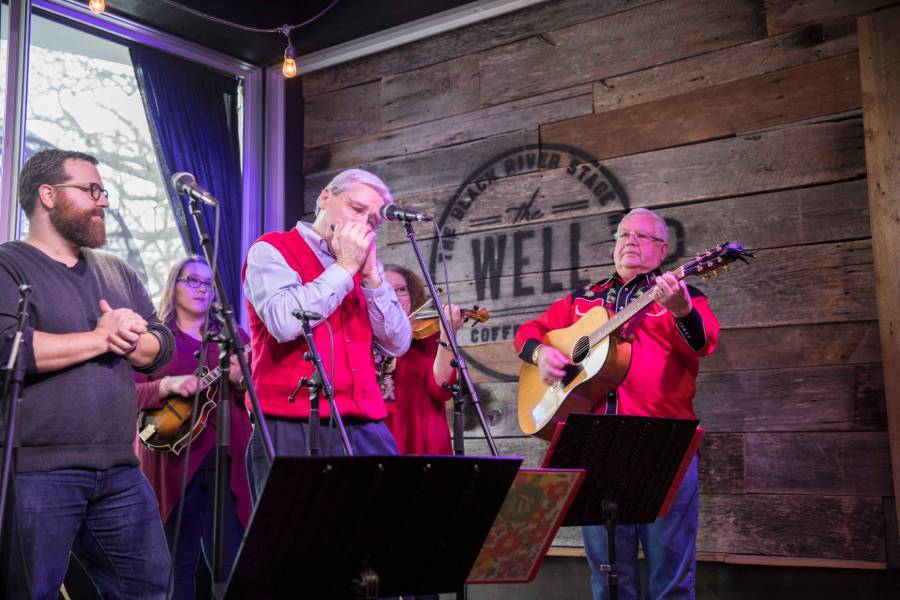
518, 242, 753, 440
137, 343, 251, 454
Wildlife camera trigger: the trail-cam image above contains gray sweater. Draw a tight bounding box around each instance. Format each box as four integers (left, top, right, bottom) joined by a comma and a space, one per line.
0, 241, 174, 472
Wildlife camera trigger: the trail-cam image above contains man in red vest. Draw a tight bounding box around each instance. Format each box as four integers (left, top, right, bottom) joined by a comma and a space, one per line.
242, 168, 411, 497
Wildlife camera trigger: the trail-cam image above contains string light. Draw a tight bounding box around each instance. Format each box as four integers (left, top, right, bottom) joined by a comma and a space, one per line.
88, 0, 106, 14
154, 0, 342, 78
282, 47, 298, 78
281, 29, 298, 78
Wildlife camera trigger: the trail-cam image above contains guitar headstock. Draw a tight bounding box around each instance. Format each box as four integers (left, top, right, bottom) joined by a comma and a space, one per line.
681, 242, 754, 279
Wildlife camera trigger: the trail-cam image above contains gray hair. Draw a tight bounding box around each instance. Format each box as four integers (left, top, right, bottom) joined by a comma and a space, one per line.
317, 168, 394, 215
618, 208, 669, 242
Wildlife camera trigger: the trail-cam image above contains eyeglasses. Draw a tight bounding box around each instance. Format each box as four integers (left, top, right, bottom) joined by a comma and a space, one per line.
393, 285, 409, 296
177, 276, 213, 290
52, 182, 110, 202
613, 230, 665, 245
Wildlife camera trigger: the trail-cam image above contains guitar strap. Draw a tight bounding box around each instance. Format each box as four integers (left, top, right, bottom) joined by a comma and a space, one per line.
594, 270, 661, 416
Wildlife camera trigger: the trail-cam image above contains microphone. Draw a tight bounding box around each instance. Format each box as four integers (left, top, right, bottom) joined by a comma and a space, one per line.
171, 172, 217, 207
291, 308, 323, 321
379, 204, 433, 223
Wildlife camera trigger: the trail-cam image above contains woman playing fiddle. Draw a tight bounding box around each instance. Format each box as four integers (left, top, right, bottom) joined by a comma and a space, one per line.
381, 264, 464, 455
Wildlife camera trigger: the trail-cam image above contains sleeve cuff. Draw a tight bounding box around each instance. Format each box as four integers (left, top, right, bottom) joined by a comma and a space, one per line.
518, 338, 543, 365
134, 326, 173, 374
674, 307, 706, 352
361, 278, 393, 301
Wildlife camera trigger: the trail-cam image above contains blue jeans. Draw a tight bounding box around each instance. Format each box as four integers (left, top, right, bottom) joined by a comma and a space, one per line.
4, 465, 170, 600
582, 455, 699, 600
164, 451, 244, 600
246, 416, 398, 503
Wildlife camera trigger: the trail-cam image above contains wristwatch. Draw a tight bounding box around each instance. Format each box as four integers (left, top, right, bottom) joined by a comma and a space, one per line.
531, 344, 544, 365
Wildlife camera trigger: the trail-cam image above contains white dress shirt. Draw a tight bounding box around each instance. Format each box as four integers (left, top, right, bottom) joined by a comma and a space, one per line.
243, 222, 411, 356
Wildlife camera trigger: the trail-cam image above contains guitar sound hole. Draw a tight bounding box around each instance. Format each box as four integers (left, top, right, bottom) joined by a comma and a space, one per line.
572, 337, 590, 363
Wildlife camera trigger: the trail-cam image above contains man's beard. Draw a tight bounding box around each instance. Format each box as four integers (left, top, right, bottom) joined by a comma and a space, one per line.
49, 195, 106, 248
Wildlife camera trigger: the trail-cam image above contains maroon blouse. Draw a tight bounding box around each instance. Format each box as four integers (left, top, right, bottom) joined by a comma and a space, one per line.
384, 334, 457, 455
134, 326, 253, 527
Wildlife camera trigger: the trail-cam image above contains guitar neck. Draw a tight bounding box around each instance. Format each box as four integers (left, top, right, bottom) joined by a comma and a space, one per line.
588, 267, 685, 345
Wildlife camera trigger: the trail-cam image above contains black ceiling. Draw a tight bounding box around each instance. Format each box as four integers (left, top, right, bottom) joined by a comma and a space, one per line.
101, 0, 479, 66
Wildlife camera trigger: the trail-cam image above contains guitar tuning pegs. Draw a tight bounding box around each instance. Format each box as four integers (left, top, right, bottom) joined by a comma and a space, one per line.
713, 269, 720, 277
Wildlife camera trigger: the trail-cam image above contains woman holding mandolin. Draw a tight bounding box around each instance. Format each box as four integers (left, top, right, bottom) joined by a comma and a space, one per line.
380, 264, 469, 455
133, 256, 252, 600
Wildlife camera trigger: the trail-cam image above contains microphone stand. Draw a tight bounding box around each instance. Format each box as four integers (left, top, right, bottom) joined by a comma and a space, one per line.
181, 195, 274, 600
0, 284, 31, 577
402, 220, 499, 457
287, 312, 352, 456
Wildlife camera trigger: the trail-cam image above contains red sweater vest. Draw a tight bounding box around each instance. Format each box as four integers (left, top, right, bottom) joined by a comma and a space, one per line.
242, 229, 385, 420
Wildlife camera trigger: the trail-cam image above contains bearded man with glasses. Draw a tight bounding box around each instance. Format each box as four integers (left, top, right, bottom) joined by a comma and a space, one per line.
514, 207, 720, 600
0, 148, 174, 599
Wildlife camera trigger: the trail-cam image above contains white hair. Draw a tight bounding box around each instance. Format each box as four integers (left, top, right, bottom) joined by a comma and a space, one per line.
317, 168, 394, 215
618, 207, 669, 242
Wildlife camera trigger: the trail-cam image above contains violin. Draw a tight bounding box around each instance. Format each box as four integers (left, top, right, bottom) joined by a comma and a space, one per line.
410, 306, 490, 340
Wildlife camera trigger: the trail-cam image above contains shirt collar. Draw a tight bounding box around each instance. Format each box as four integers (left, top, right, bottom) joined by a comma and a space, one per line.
295, 221, 332, 256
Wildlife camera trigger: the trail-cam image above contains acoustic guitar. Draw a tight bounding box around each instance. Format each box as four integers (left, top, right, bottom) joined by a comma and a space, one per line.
137, 344, 251, 454
518, 242, 753, 440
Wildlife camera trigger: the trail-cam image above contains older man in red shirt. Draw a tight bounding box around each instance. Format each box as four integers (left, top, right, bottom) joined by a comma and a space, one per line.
515, 208, 719, 600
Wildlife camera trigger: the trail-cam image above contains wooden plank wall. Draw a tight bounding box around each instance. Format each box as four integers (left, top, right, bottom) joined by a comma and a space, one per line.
859, 4, 900, 545
301, 0, 900, 567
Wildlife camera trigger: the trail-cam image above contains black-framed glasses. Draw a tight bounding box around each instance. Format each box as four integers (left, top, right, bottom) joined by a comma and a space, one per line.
177, 276, 213, 290
52, 182, 110, 202
613, 230, 665, 244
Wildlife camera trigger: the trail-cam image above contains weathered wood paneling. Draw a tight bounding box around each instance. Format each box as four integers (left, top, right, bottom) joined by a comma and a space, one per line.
478, 0, 766, 106
462, 433, 746, 495
301, 0, 659, 97
593, 17, 858, 112
699, 494, 886, 561
464, 363, 885, 438
374, 120, 867, 252
382, 55, 480, 131
303, 81, 381, 148
305, 85, 592, 172
764, 0, 900, 35
694, 363, 886, 432
885, 498, 900, 568
304, 128, 538, 206
543, 54, 861, 160
302, 0, 893, 568
461, 321, 883, 385
700, 434, 746, 494
418, 241, 876, 344
860, 3, 900, 539
703, 321, 882, 372
745, 432, 893, 496
379, 178, 871, 284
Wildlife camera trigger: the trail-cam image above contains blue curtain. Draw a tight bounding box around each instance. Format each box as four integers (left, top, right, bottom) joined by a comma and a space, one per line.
130, 45, 243, 316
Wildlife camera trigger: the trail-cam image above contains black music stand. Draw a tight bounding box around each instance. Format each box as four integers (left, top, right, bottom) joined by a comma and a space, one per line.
541, 413, 702, 600
224, 455, 522, 599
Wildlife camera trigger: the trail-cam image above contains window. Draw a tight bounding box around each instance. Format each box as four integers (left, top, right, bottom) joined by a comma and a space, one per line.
22, 14, 192, 298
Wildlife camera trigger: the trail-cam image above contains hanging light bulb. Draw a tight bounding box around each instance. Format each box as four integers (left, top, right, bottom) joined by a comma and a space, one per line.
282, 44, 298, 78
88, 0, 106, 14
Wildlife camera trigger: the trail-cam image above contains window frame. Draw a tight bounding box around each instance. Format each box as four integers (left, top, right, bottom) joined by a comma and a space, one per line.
0, 0, 266, 268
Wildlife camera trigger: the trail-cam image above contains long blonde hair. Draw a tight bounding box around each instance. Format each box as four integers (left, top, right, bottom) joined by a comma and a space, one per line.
157, 255, 217, 330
